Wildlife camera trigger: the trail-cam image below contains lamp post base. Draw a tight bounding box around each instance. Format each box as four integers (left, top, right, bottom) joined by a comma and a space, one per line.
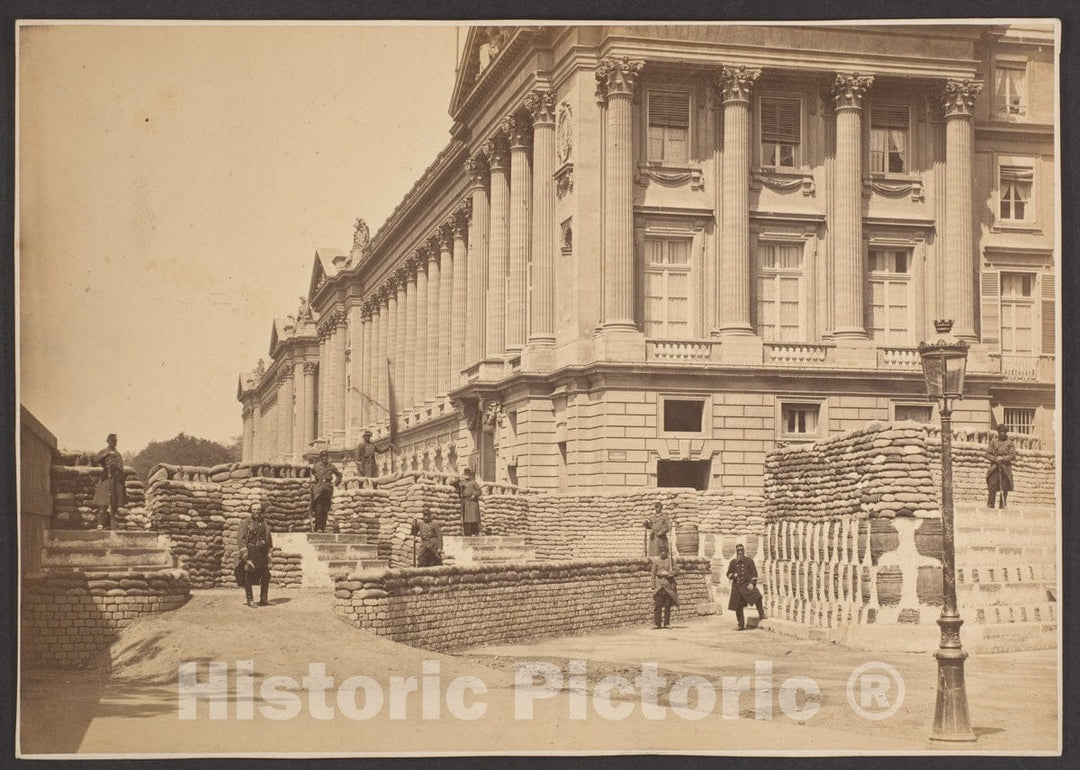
931, 646, 976, 742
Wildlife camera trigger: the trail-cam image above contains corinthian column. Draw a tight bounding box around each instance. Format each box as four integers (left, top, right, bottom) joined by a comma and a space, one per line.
280, 369, 294, 462
317, 326, 330, 441
414, 250, 429, 408
302, 361, 317, 453
241, 403, 254, 461
525, 89, 556, 347
714, 66, 761, 336
393, 275, 406, 421
596, 57, 644, 329
943, 79, 982, 341
383, 284, 397, 426
485, 135, 510, 356
360, 304, 372, 428
437, 224, 453, 396
293, 360, 306, 457
423, 238, 440, 403
465, 157, 488, 367
402, 268, 416, 414
504, 114, 531, 351
331, 313, 347, 446
370, 296, 384, 429
831, 73, 874, 339
451, 203, 470, 384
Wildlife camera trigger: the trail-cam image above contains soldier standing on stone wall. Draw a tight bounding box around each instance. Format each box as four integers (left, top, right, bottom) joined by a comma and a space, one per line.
354, 429, 392, 478
309, 450, 342, 532
92, 433, 126, 530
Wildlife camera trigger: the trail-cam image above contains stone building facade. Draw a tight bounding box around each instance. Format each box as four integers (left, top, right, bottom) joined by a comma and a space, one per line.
238, 23, 1056, 496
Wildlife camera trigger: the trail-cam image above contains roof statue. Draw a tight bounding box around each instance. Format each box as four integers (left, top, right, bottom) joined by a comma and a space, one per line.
351, 217, 371, 262
255, 358, 266, 376
297, 296, 312, 321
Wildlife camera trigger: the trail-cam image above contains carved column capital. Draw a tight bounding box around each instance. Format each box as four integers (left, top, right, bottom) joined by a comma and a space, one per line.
482, 133, 509, 170
523, 89, 556, 126
453, 203, 470, 236
425, 234, 442, 260
714, 65, 762, 103
303, 361, 319, 375
465, 153, 489, 189
595, 57, 645, 103
277, 367, 294, 384
832, 73, 874, 111
942, 78, 983, 118
437, 220, 455, 249
242, 403, 254, 418
501, 113, 531, 149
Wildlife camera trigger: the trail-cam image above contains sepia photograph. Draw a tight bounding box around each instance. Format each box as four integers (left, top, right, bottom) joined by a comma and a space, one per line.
15, 19, 1062, 757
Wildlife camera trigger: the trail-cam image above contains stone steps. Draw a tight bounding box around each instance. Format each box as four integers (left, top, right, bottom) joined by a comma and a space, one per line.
311, 542, 379, 559
272, 532, 387, 588
41, 530, 175, 572
442, 535, 536, 565
306, 533, 371, 545
325, 558, 388, 574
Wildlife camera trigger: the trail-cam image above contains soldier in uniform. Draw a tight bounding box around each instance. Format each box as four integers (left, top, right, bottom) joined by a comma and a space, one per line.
726, 543, 765, 631
354, 430, 391, 478
92, 433, 126, 530
650, 548, 679, 629
236, 502, 273, 607
411, 509, 444, 567
986, 424, 1017, 508
643, 501, 671, 557
309, 450, 343, 532
460, 467, 483, 536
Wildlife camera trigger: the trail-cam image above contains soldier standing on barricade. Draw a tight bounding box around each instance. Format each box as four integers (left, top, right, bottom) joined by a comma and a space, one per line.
309, 450, 342, 532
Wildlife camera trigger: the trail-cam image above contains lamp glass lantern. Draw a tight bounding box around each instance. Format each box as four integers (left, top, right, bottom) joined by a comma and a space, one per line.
918, 320, 970, 405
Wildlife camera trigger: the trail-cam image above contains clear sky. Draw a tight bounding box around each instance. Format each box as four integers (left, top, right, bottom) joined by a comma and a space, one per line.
18, 23, 461, 453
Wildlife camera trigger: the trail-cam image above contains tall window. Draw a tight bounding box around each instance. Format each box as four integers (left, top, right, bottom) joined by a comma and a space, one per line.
999, 165, 1033, 222
644, 237, 692, 338
760, 97, 800, 168
870, 104, 909, 174
994, 60, 1027, 116
756, 242, 803, 341
1000, 272, 1035, 354
867, 248, 912, 345
647, 90, 690, 163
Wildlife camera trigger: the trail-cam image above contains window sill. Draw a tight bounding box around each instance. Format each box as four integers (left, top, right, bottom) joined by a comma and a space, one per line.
862, 173, 924, 202
751, 167, 815, 196
990, 221, 1042, 235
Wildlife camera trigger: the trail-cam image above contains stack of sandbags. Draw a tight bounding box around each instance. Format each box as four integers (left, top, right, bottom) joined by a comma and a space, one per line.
330, 485, 390, 539
765, 422, 938, 522
146, 479, 224, 588
270, 549, 303, 588
49, 465, 101, 529
698, 492, 766, 536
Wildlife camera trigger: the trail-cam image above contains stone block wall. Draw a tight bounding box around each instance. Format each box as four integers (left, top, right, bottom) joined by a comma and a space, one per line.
22, 568, 190, 668
334, 557, 713, 651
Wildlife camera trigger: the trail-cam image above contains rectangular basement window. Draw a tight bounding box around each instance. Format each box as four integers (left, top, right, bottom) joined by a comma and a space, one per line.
657, 459, 711, 491
663, 399, 705, 432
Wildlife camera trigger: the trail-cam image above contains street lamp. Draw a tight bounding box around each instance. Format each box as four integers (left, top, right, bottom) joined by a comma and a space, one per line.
917, 318, 975, 742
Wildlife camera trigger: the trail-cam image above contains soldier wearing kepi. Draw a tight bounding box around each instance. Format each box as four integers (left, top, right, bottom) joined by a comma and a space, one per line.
354, 429, 391, 478
92, 433, 126, 531
986, 424, 1017, 508
309, 450, 342, 532
411, 509, 444, 567
236, 502, 273, 607
460, 467, 483, 536
727, 543, 765, 631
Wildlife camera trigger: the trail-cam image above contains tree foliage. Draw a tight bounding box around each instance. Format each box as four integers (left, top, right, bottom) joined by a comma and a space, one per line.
127, 433, 241, 481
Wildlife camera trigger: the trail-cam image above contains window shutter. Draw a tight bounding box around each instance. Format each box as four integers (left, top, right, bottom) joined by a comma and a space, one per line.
980, 271, 1000, 345
648, 91, 689, 128
871, 103, 909, 129
761, 98, 800, 144
1041, 274, 1055, 354
999, 165, 1034, 183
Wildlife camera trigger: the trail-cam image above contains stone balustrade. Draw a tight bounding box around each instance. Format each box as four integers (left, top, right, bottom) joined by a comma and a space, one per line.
764, 342, 830, 366
646, 339, 716, 363
876, 346, 921, 369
